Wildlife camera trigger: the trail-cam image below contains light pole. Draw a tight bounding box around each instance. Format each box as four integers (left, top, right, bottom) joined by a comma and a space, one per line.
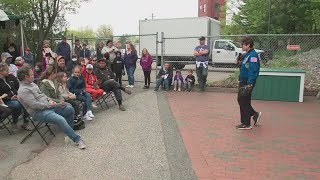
267, 0, 271, 34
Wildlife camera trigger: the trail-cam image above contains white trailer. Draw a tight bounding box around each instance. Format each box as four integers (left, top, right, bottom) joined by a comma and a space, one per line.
139, 17, 221, 69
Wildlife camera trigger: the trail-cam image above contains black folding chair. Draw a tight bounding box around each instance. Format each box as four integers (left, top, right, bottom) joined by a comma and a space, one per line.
0, 116, 12, 135
20, 115, 55, 145
96, 92, 117, 110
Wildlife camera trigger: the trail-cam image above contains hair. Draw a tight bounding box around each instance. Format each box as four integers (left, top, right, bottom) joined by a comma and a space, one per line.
107, 39, 113, 45
43, 40, 50, 46
176, 70, 181, 74
40, 65, 57, 80
72, 65, 81, 73
142, 48, 150, 57
17, 64, 32, 81
188, 69, 193, 73
104, 52, 110, 59
78, 57, 85, 65
98, 41, 105, 47
56, 72, 67, 84
0, 62, 9, 72
241, 36, 254, 48
128, 42, 136, 52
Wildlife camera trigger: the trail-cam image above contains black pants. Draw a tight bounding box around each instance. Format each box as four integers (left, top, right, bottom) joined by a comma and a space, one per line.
65, 99, 80, 117
237, 82, 257, 125
100, 80, 123, 102
143, 71, 151, 86
115, 71, 123, 87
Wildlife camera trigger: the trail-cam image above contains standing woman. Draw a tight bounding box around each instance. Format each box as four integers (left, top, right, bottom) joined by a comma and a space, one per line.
124, 43, 138, 88
140, 48, 153, 89
96, 41, 105, 60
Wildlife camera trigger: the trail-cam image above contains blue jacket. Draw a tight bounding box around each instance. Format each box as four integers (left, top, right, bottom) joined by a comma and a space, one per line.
56, 42, 71, 61
80, 49, 91, 59
239, 49, 260, 84
124, 50, 138, 68
67, 76, 86, 95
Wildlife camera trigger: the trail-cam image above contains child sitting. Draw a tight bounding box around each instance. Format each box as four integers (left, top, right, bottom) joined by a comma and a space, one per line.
67, 66, 94, 121
15, 57, 24, 68
184, 69, 195, 92
56, 72, 82, 122
82, 64, 104, 102
173, 70, 184, 92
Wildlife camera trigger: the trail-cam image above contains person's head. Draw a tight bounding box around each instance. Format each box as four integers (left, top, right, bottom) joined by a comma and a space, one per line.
199, 36, 206, 46
41, 65, 57, 80
127, 42, 136, 51
56, 56, 65, 68
164, 63, 170, 70
24, 48, 30, 54
107, 40, 113, 47
7, 37, 13, 44
72, 66, 81, 77
56, 72, 68, 84
75, 39, 80, 46
90, 57, 97, 65
104, 52, 110, 60
86, 64, 94, 74
241, 36, 254, 52
43, 40, 50, 48
17, 64, 34, 83
83, 43, 87, 49
1, 52, 13, 64
98, 58, 107, 69
62, 37, 67, 43
142, 48, 149, 56
34, 62, 42, 73
175, 70, 181, 76
188, 69, 193, 75
78, 57, 85, 66
15, 57, 24, 66
99, 41, 105, 48
0, 62, 9, 77
116, 51, 122, 58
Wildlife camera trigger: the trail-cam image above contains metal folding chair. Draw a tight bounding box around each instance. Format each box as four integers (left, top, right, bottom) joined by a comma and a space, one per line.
0, 116, 12, 135
96, 92, 117, 110
20, 116, 55, 145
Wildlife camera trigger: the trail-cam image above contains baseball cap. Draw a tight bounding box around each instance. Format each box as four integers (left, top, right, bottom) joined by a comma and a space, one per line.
97, 58, 107, 63
86, 64, 94, 69
24, 48, 30, 51
199, 36, 206, 41
56, 55, 64, 61
1, 52, 12, 59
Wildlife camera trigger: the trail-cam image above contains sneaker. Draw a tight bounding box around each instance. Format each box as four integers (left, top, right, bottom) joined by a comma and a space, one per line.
253, 112, 262, 126
178, 87, 181, 92
235, 124, 244, 128
173, 88, 177, 91
119, 105, 126, 111
130, 85, 134, 88
143, 85, 148, 89
77, 139, 86, 149
103, 92, 107, 95
154, 88, 158, 91
83, 114, 92, 121
125, 85, 131, 88
124, 89, 132, 95
236, 124, 252, 130
146, 86, 150, 89
87, 110, 94, 118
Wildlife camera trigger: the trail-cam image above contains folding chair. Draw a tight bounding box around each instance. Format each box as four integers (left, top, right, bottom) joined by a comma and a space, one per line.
96, 92, 117, 110
20, 115, 55, 145
0, 116, 12, 135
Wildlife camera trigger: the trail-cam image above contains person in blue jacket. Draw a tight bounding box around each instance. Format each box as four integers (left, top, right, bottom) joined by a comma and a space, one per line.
236, 36, 262, 130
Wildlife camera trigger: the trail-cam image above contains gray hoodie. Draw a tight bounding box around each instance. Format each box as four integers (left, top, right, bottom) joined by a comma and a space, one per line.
17, 81, 51, 116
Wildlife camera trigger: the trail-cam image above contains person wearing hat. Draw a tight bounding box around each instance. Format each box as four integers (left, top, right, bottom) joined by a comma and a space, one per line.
56, 37, 71, 71
23, 48, 34, 67
56, 56, 68, 76
194, 36, 210, 92
94, 57, 132, 111
1, 52, 18, 77
101, 39, 118, 72
82, 63, 104, 101
80, 43, 91, 59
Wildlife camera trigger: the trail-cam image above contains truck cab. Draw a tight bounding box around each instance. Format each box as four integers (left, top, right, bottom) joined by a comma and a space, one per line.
211, 39, 264, 65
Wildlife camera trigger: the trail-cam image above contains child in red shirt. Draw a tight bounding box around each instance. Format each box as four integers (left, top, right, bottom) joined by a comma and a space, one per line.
82, 64, 104, 100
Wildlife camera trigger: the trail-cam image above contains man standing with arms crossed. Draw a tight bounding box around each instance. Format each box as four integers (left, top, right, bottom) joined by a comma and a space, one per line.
194, 36, 209, 92
236, 36, 262, 130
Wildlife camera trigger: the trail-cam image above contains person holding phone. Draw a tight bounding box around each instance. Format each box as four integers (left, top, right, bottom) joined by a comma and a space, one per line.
101, 39, 118, 72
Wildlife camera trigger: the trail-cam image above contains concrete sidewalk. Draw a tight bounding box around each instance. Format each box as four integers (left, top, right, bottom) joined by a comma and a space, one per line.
1, 85, 196, 180
167, 91, 320, 180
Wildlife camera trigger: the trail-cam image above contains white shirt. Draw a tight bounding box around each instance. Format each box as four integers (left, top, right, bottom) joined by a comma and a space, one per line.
9, 64, 18, 77
101, 46, 118, 60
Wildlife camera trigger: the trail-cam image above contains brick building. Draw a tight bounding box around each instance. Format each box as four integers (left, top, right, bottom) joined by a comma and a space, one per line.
198, 0, 225, 20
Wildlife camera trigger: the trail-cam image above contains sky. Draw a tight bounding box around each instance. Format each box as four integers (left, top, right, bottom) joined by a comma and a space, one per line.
66, 0, 198, 35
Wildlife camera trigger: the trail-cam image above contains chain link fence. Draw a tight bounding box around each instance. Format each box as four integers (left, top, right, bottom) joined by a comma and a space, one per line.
162, 34, 320, 94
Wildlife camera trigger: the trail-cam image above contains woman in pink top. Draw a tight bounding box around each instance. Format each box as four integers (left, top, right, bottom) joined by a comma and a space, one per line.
140, 48, 153, 89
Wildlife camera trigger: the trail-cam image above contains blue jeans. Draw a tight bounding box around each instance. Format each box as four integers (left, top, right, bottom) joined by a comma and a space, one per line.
155, 78, 170, 90
76, 92, 92, 115
5, 100, 27, 124
126, 66, 136, 85
32, 104, 80, 142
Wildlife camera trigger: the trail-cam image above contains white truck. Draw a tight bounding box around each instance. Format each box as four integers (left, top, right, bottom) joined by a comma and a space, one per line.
139, 17, 264, 69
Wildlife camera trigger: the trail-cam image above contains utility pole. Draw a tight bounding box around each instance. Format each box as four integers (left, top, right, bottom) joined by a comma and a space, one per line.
268, 0, 271, 34
151, 13, 156, 20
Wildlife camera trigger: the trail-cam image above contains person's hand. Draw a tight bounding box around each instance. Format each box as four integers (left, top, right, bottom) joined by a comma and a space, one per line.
48, 99, 57, 107
0, 93, 8, 99
11, 95, 17, 100
161, 75, 165, 78
59, 101, 67, 109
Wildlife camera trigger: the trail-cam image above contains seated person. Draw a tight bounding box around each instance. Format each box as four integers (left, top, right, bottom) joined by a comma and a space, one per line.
154, 63, 173, 91
15, 57, 25, 69
0, 62, 30, 132
67, 66, 94, 121
1, 52, 18, 77
94, 58, 132, 111
82, 64, 104, 102
17, 64, 86, 149
56, 56, 68, 76
0, 98, 12, 121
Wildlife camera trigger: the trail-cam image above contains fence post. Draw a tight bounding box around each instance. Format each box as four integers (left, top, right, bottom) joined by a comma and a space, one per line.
161, 32, 164, 68
155, 32, 159, 82
71, 34, 74, 56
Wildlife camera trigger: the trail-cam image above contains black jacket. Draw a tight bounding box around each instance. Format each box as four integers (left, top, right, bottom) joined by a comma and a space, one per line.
94, 67, 115, 84
0, 74, 19, 102
113, 51, 124, 73
67, 76, 86, 95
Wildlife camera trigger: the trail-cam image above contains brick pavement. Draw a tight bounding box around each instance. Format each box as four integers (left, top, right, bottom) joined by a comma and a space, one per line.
167, 92, 320, 180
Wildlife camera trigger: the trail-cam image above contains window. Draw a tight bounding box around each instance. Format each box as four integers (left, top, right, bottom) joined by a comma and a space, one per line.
214, 41, 228, 49
204, 4, 206, 13
199, 5, 202, 10
214, 3, 220, 12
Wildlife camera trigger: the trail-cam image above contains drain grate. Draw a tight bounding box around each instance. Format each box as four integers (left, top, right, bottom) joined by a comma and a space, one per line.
0, 150, 7, 160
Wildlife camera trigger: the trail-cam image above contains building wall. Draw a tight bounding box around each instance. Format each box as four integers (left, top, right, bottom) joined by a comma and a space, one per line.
198, 0, 225, 20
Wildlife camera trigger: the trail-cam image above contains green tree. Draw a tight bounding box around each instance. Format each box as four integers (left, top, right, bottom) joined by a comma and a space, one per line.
66, 26, 95, 45
96, 25, 113, 38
